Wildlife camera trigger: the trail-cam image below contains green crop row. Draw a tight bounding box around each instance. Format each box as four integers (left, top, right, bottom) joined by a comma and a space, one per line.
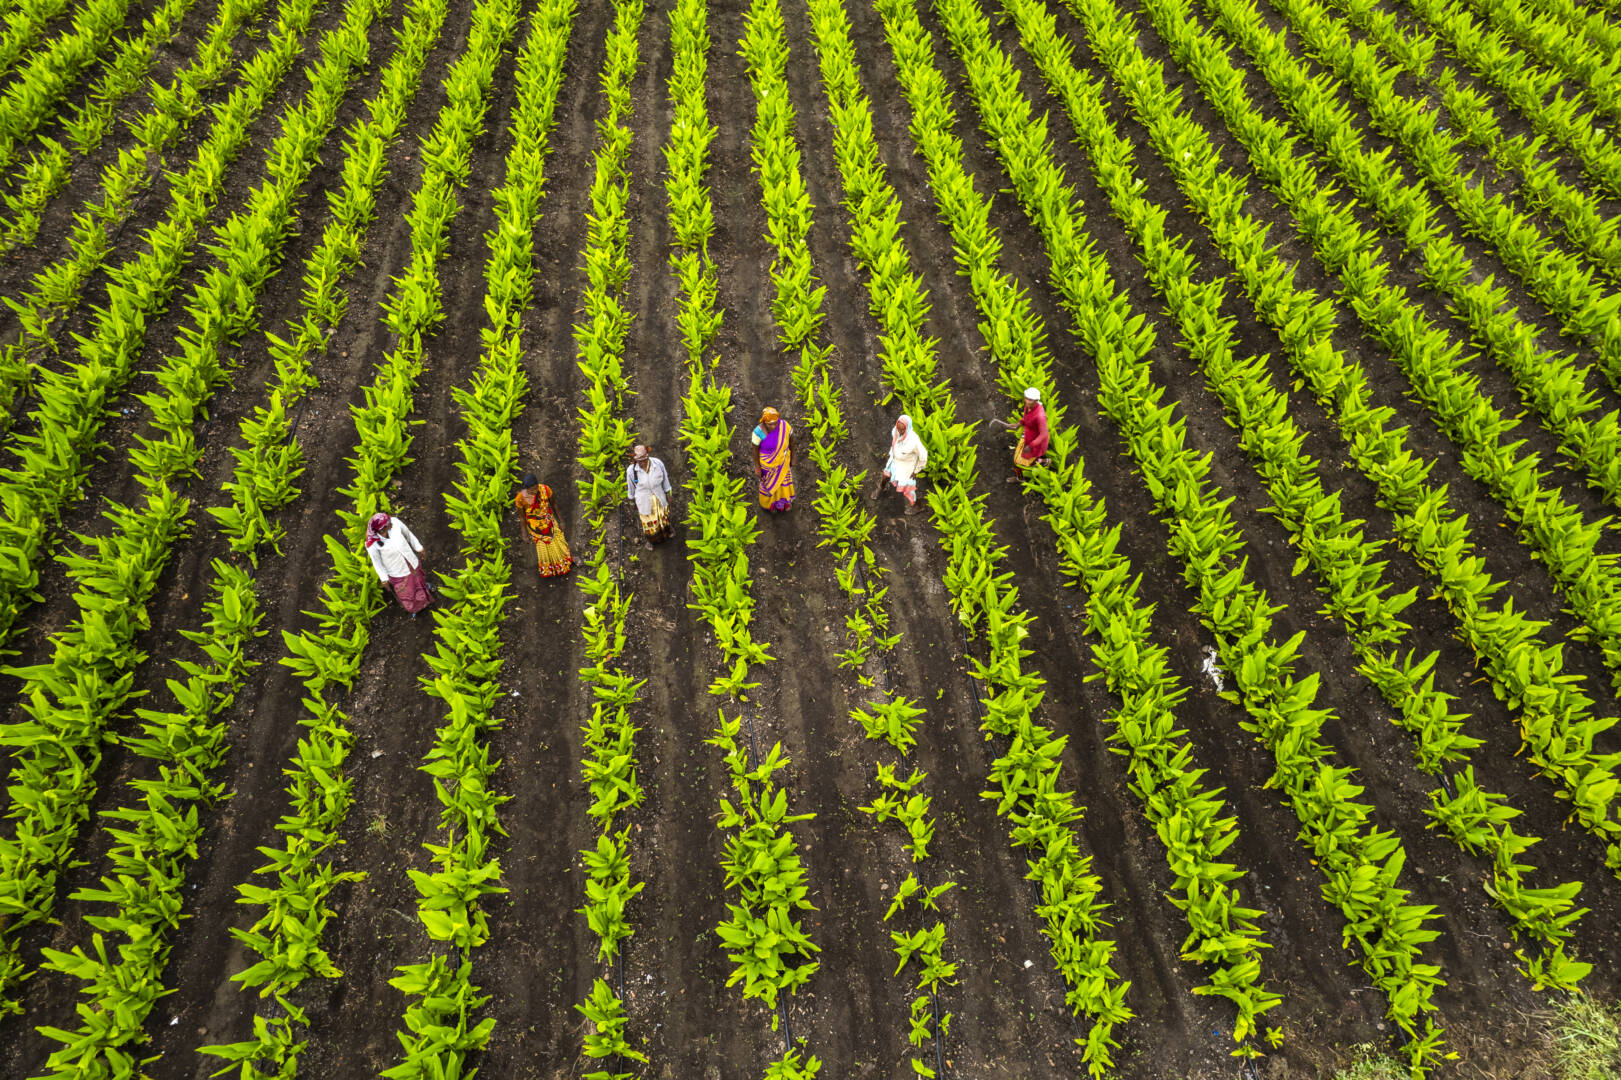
0, 0, 380, 1016
0, 0, 135, 176
566, 1, 648, 1074
1465, 0, 1621, 128
1199, 0, 1621, 518
198, 0, 520, 1072
876, 0, 1297, 1057
0, 0, 268, 359
740, 1, 951, 1072
948, 0, 1453, 1065
569, 0, 639, 544
736, 0, 897, 676
30, 566, 264, 1078
383, 5, 574, 1075
0, 0, 262, 256
1093, 0, 1621, 875
1006, 0, 1593, 996
1182, 0, 1621, 873
672, 1, 823, 1063
1431, 65, 1621, 301
209, 0, 449, 562
21, 0, 450, 1064
0, 0, 196, 247
1382, 0, 1621, 202
1247, 0, 1621, 502
1182, 0, 1599, 983
804, 0, 1135, 1071
1321, 0, 1621, 360
1533, 0, 1621, 57
0, 0, 72, 77
0, 0, 296, 646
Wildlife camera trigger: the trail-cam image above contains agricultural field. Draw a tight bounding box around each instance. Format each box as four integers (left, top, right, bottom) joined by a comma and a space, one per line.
1, 0, 1621, 1072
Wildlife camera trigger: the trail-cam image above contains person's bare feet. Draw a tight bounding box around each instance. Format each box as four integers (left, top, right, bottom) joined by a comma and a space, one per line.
1005, 475, 1020, 484
903, 503, 918, 515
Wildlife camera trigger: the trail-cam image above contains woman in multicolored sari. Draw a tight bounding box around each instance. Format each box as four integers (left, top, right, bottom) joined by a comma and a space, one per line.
513, 472, 574, 578
751, 407, 795, 513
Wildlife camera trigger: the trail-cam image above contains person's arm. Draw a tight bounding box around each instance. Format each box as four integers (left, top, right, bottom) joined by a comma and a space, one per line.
915, 438, 929, 471
627, 465, 637, 501
399, 520, 423, 554
659, 460, 672, 495
366, 544, 389, 582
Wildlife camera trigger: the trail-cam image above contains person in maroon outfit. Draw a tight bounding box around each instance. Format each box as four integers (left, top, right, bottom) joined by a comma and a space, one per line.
991, 387, 1050, 483
364, 511, 433, 616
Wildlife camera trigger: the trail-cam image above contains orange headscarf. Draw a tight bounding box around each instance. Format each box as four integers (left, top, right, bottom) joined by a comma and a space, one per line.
760, 407, 780, 425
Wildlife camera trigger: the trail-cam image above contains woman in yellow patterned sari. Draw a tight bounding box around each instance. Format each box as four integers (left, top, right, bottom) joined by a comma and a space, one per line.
514, 473, 574, 578
751, 407, 795, 512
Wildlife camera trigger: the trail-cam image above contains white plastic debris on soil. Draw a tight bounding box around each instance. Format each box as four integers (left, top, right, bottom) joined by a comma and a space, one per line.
1200, 646, 1226, 694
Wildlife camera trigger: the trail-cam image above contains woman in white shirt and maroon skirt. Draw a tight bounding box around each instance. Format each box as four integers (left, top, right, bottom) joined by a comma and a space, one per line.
364, 512, 432, 615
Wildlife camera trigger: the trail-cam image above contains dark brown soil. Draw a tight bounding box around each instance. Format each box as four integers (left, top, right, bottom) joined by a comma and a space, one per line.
0, 0, 1617, 1077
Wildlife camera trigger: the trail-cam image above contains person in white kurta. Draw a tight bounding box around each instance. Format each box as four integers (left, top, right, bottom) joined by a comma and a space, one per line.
364, 512, 432, 614
626, 444, 673, 544
869, 414, 928, 514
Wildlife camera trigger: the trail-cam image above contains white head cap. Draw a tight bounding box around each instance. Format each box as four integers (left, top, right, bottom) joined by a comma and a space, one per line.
1023, 387, 1040, 402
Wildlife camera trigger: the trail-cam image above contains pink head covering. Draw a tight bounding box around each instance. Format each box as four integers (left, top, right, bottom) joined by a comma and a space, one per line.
365, 512, 391, 547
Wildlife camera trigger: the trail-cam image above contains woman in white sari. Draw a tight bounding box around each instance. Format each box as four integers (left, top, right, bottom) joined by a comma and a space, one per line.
626, 444, 674, 544
869, 414, 928, 515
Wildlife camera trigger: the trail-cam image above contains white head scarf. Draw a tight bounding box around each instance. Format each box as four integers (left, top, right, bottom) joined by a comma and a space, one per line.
892, 414, 924, 457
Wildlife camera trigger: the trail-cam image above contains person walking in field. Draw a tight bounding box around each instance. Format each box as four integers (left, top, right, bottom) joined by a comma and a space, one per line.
752, 406, 795, 513
514, 472, 574, 578
365, 511, 433, 616
989, 387, 1049, 483
626, 444, 674, 545
869, 414, 928, 515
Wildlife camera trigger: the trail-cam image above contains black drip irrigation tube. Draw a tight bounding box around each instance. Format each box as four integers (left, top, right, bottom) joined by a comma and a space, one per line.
612, 949, 627, 1078
861, 556, 947, 1076
930, 985, 946, 1077
875, 600, 946, 1070
892, 649, 948, 1077
742, 691, 761, 773
107, 188, 152, 245
609, 589, 635, 1078
953, 618, 1085, 1050
742, 647, 778, 1047
5, 385, 32, 428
